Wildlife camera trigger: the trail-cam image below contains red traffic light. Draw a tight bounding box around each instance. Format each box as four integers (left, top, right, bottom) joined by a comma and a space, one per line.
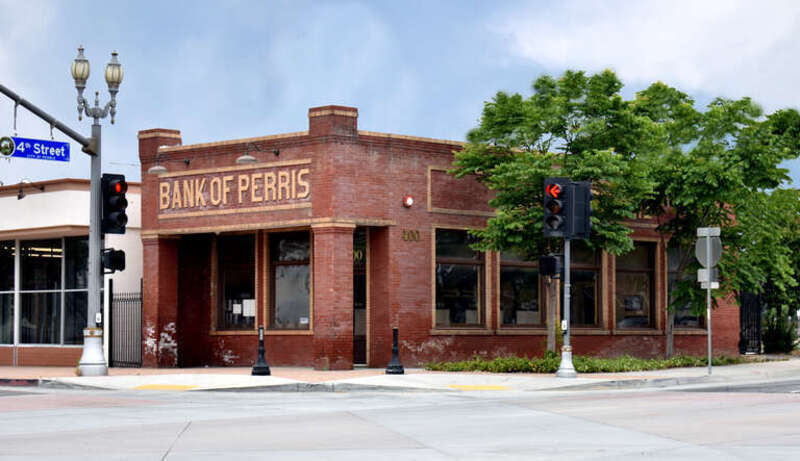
546, 183, 562, 198
110, 179, 127, 195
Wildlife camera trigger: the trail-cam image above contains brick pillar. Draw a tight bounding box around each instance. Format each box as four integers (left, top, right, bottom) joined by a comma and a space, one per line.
368, 227, 392, 367
308, 106, 358, 138
142, 236, 179, 367
311, 224, 355, 370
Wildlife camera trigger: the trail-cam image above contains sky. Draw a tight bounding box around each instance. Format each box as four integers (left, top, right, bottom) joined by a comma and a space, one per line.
1, 0, 800, 186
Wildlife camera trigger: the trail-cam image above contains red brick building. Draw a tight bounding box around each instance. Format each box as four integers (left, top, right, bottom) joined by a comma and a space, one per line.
138, 106, 739, 369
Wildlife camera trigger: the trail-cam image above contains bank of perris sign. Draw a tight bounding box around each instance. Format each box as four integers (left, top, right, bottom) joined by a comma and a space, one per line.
157, 158, 311, 219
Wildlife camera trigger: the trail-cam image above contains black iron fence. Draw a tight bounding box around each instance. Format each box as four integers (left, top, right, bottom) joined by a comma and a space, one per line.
739, 291, 762, 354
109, 279, 142, 367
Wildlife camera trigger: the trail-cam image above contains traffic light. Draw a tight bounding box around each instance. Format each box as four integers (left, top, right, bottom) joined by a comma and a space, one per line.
543, 178, 570, 238
570, 181, 593, 240
101, 173, 128, 234
102, 248, 126, 273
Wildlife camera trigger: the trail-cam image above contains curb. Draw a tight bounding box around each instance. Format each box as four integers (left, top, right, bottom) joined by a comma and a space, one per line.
0, 378, 40, 387
549, 375, 716, 391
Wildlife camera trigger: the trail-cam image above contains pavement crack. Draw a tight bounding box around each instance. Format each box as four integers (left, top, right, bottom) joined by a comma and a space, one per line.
161, 420, 192, 460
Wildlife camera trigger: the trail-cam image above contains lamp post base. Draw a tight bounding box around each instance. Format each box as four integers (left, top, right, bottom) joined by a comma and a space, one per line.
77, 327, 108, 376
555, 345, 577, 378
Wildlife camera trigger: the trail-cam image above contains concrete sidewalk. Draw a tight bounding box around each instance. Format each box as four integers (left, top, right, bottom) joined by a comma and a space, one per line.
2, 357, 799, 392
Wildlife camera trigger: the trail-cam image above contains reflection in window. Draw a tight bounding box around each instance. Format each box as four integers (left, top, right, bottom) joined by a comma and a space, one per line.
21, 239, 61, 291
217, 234, 256, 330
270, 232, 310, 330
435, 229, 484, 328
500, 251, 541, 326
616, 242, 656, 329
21, 292, 61, 344
64, 291, 88, 344
668, 246, 702, 328
65, 237, 89, 289
0, 294, 11, 344
560, 241, 601, 327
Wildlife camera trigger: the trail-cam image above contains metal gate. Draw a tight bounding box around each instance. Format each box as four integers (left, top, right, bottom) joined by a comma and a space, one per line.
109, 279, 142, 367
739, 291, 762, 354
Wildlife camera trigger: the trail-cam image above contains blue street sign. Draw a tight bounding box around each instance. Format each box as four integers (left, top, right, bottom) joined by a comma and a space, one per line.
10, 136, 70, 162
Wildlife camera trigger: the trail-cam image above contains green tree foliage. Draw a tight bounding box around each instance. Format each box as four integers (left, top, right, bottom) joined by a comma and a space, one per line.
454, 70, 800, 345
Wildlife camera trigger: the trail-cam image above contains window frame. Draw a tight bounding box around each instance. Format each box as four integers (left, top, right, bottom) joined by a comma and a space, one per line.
265, 230, 313, 332
497, 253, 545, 329
668, 245, 706, 330
431, 226, 490, 332
560, 241, 604, 329
210, 232, 259, 335
613, 240, 661, 331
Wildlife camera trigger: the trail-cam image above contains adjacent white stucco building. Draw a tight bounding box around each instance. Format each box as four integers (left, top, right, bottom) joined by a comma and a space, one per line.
0, 178, 141, 366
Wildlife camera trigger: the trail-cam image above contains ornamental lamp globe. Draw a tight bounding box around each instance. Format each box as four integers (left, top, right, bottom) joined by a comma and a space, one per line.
71, 46, 90, 90
104, 51, 123, 93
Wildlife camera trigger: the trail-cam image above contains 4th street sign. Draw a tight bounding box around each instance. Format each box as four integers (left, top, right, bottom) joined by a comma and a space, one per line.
0, 136, 70, 162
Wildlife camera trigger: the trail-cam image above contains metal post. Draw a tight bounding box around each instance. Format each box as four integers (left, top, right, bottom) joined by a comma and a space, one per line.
556, 239, 577, 378
386, 327, 404, 374
252, 326, 271, 375
706, 235, 712, 375
78, 122, 107, 376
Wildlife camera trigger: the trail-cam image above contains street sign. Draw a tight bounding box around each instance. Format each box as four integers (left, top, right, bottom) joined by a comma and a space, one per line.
695, 234, 721, 268
7, 136, 70, 162
697, 268, 719, 283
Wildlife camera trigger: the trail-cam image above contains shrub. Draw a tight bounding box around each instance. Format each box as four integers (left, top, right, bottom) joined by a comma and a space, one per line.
762, 306, 798, 353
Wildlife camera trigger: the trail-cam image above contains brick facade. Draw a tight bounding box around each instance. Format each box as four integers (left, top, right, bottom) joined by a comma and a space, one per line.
138, 106, 740, 370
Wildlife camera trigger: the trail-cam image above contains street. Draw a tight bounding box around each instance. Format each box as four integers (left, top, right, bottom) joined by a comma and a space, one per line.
1, 380, 799, 460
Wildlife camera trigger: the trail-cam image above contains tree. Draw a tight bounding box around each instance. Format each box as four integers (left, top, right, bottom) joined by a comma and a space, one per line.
454, 69, 800, 356
452, 70, 657, 351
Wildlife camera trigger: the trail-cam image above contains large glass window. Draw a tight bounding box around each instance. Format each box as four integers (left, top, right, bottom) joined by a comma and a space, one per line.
0, 241, 13, 344
668, 246, 702, 328
217, 234, 256, 331
615, 242, 656, 329
269, 231, 311, 330
560, 241, 602, 327
435, 229, 484, 328
500, 251, 541, 326
3, 237, 89, 345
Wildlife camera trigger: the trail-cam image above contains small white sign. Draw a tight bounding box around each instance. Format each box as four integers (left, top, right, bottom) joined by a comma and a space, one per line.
242, 299, 255, 317
561, 320, 567, 331
232, 303, 242, 315
300, 317, 309, 325
701, 282, 720, 289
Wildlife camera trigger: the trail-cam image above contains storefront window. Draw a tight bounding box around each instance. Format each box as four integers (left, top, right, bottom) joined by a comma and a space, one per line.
269, 231, 310, 330
0, 241, 13, 344
20, 239, 62, 344
217, 234, 256, 331
500, 250, 541, 326
615, 242, 656, 329
560, 241, 601, 327
435, 229, 484, 328
668, 246, 702, 328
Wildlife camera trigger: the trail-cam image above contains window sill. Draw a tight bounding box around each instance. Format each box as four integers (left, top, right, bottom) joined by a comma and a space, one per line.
430, 328, 494, 336
674, 328, 707, 335
613, 329, 663, 335
263, 329, 313, 336
571, 328, 611, 336
496, 328, 547, 335
210, 329, 258, 336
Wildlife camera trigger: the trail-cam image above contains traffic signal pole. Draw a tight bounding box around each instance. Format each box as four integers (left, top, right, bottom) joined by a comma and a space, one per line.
78, 120, 107, 376
556, 238, 577, 378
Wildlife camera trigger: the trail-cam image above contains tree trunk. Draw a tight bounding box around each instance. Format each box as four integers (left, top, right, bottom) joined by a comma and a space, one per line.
666, 310, 675, 357
546, 276, 557, 352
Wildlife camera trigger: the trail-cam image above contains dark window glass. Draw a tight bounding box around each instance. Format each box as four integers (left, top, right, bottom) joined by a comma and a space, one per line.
560, 241, 601, 327
65, 237, 89, 289
435, 229, 484, 327
500, 251, 541, 326
668, 246, 702, 328
0, 241, 14, 291
217, 235, 255, 330
21, 292, 60, 344
64, 292, 87, 345
0, 294, 12, 344
616, 242, 656, 329
21, 239, 62, 291
270, 232, 310, 330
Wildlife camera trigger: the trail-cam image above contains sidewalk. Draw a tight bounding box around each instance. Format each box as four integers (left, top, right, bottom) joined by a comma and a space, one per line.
2, 357, 799, 392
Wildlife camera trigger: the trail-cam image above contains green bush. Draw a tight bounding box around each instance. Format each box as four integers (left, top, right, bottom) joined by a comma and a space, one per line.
763, 306, 798, 353
424, 352, 747, 373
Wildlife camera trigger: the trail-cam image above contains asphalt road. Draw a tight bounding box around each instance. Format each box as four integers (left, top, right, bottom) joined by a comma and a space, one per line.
0, 383, 798, 460
686, 378, 800, 394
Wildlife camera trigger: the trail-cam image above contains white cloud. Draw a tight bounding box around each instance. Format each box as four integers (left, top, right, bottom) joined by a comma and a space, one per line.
495, 0, 800, 111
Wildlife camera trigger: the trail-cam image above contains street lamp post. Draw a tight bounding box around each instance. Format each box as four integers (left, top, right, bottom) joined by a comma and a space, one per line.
71, 46, 123, 376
